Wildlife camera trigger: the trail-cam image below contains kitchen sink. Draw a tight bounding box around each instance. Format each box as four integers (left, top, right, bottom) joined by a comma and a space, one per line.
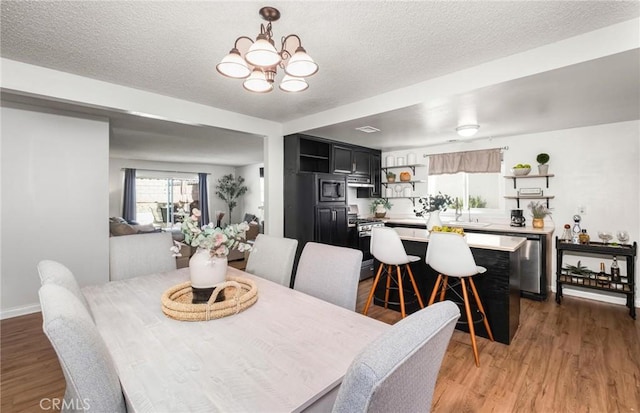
444, 221, 491, 228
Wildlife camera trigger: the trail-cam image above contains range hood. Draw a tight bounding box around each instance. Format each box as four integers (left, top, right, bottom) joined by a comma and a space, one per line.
347, 176, 374, 188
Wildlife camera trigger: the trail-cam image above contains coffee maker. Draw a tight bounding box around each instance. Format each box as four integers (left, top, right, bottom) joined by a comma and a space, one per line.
511, 209, 526, 227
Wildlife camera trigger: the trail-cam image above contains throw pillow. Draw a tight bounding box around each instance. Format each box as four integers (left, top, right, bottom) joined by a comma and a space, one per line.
132, 224, 157, 233
109, 222, 137, 236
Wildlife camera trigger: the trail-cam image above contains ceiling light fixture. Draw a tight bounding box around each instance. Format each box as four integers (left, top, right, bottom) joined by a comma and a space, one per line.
456, 124, 480, 138
216, 6, 318, 93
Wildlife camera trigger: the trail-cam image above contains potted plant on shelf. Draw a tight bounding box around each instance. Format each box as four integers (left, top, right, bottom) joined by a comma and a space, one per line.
536, 153, 550, 175
370, 199, 392, 218
527, 201, 551, 229
386, 171, 396, 183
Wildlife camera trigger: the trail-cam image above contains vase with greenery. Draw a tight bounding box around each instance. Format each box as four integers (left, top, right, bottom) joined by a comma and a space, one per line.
386, 171, 396, 183
215, 174, 248, 225
536, 153, 550, 175
370, 198, 392, 218
414, 192, 453, 230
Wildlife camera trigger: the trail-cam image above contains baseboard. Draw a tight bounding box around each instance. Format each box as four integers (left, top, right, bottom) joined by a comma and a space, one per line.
0, 303, 41, 320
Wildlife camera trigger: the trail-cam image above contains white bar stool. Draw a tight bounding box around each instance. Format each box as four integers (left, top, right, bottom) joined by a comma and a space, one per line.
362, 227, 424, 318
426, 231, 494, 367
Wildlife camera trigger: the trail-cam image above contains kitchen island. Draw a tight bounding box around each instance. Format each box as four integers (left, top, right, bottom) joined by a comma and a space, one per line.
374, 228, 526, 344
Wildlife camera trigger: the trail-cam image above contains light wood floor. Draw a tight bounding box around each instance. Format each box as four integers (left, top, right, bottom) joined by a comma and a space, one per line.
2, 278, 639, 412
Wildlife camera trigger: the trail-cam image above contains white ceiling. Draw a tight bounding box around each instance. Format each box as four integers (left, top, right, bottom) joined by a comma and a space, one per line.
1, 1, 639, 163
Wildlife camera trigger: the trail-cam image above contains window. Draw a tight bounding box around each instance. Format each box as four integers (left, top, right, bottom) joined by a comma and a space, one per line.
135, 173, 199, 226
427, 171, 503, 211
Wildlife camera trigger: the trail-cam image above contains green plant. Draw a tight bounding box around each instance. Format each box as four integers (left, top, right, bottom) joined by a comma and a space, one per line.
414, 192, 453, 216
527, 201, 551, 219
370, 198, 392, 213
215, 174, 248, 224
536, 153, 550, 165
468, 195, 487, 208
386, 171, 396, 179
563, 260, 592, 275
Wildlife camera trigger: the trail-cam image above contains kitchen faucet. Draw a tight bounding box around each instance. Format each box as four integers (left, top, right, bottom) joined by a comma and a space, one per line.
454, 198, 462, 222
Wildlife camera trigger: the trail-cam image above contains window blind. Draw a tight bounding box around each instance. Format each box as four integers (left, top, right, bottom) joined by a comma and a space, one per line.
428, 148, 501, 175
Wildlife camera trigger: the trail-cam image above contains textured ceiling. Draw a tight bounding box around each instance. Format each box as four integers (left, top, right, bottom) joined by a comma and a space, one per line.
1, 1, 638, 123
1, 1, 638, 164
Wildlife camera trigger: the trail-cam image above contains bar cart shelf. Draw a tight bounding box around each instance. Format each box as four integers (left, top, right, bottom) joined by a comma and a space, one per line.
555, 237, 637, 319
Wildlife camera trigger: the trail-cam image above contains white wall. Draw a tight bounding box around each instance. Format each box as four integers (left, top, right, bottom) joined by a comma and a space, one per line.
109, 158, 237, 224
237, 162, 264, 222
380, 120, 640, 306
1, 106, 110, 318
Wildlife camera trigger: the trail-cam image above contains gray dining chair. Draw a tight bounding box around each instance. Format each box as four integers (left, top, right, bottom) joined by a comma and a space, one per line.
109, 232, 176, 281
39, 283, 126, 413
37, 259, 92, 318
245, 234, 298, 287
332, 300, 460, 413
294, 242, 362, 311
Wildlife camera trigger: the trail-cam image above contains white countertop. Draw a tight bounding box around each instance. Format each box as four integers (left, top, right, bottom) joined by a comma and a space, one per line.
394, 227, 527, 252
380, 217, 555, 235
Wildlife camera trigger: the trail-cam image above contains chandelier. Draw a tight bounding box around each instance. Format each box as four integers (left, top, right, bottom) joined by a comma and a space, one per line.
216, 7, 319, 93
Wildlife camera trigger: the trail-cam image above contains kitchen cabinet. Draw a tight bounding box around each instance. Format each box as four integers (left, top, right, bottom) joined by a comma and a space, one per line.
357, 153, 382, 198
316, 206, 348, 246
333, 146, 370, 175
285, 134, 331, 174
504, 174, 555, 208
556, 237, 636, 319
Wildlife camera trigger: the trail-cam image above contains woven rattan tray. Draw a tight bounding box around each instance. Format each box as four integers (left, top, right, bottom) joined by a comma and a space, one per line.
161, 275, 258, 321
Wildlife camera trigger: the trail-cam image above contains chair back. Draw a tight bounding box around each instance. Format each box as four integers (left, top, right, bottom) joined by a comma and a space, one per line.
37, 260, 93, 318
332, 301, 460, 413
245, 234, 298, 287
371, 227, 410, 265
39, 284, 126, 413
109, 232, 176, 281
425, 231, 481, 277
294, 242, 362, 311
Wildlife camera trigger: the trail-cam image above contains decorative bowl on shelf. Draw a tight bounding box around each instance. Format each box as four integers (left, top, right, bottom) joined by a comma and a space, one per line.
511, 167, 531, 176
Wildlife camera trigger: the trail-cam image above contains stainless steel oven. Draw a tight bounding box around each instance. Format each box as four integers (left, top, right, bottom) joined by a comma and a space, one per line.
348, 212, 384, 280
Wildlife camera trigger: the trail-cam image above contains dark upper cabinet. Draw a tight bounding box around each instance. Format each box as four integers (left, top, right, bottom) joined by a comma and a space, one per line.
332, 145, 353, 174
357, 153, 382, 198
333, 146, 371, 175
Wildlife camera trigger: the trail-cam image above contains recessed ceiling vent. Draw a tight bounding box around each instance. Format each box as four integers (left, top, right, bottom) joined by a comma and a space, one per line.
355, 126, 380, 133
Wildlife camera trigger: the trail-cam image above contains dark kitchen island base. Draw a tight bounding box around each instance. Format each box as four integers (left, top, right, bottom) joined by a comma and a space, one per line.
373, 234, 523, 345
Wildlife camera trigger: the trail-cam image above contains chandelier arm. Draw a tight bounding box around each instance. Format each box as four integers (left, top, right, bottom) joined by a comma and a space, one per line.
280, 34, 302, 55
232, 36, 255, 51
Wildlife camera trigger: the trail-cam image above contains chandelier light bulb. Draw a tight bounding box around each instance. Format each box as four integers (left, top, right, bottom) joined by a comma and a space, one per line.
243, 69, 273, 93
245, 36, 282, 67
216, 49, 251, 79
279, 75, 309, 93
456, 124, 480, 138
284, 47, 319, 78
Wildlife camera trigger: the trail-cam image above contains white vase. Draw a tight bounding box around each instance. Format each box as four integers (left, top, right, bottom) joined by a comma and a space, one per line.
189, 248, 228, 289
538, 164, 549, 175
426, 210, 443, 230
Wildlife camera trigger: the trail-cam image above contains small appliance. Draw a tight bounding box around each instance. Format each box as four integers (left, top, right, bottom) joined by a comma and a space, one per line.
511, 209, 526, 227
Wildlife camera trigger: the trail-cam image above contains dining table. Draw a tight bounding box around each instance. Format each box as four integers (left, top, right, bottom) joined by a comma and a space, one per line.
82, 267, 390, 412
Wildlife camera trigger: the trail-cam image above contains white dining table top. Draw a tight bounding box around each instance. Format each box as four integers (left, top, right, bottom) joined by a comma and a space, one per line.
82, 267, 389, 413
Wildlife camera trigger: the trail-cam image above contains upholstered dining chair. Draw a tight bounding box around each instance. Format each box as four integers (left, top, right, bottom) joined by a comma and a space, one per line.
245, 234, 298, 287
109, 231, 176, 281
332, 300, 460, 413
426, 231, 495, 367
294, 242, 363, 311
39, 284, 127, 413
37, 259, 93, 317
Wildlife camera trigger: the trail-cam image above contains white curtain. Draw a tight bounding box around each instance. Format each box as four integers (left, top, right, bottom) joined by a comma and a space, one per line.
428, 148, 501, 175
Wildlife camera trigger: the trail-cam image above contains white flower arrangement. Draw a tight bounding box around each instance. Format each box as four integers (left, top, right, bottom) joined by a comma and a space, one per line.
170, 209, 252, 258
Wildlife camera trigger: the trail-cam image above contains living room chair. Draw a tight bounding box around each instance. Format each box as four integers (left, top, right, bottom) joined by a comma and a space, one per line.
37, 260, 93, 318
426, 231, 494, 367
294, 242, 362, 311
332, 300, 460, 413
39, 284, 126, 413
245, 234, 298, 287
109, 232, 176, 281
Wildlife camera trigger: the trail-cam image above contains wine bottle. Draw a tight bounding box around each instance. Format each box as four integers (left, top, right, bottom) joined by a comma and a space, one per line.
597, 262, 609, 286
611, 256, 621, 283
